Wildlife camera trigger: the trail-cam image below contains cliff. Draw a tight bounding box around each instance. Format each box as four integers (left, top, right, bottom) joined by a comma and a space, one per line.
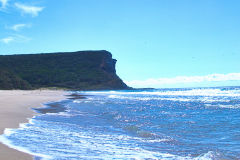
0, 50, 129, 90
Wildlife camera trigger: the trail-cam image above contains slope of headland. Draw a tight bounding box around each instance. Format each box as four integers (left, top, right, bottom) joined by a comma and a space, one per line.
0, 50, 129, 90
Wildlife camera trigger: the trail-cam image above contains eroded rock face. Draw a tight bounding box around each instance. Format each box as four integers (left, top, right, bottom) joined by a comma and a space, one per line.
0, 50, 130, 90
100, 51, 117, 74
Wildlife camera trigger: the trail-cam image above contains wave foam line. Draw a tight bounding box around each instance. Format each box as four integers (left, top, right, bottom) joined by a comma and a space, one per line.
0, 135, 52, 159
85, 88, 240, 97
0, 102, 55, 160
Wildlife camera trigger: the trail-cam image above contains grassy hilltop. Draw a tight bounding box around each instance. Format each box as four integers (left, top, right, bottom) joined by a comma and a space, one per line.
0, 50, 129, 90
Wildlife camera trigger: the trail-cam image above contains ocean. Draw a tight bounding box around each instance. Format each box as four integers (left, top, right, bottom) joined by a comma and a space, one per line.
0, 87, 240, 160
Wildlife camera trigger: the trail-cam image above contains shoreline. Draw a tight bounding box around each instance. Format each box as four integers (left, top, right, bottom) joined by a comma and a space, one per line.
0, 90, 67, 160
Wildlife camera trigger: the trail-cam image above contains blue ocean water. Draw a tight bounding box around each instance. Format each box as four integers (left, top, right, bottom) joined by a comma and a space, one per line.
1, 87, 240, 160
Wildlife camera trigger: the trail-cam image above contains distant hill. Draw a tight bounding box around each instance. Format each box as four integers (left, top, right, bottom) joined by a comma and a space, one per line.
0, 50, 129, 90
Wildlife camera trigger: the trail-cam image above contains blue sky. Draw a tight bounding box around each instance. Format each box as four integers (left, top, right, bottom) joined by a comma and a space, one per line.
0, 0, 240, 88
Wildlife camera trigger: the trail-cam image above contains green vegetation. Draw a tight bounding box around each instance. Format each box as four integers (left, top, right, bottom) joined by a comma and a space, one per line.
0, 50, 129, 90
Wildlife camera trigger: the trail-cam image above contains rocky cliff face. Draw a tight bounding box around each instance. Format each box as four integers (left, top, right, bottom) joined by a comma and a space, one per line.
100, 54, 117, 74
0, 50, 129, 90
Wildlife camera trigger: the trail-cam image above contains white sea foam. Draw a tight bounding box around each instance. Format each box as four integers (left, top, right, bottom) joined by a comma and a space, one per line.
3, 128, 15, 136
205, 104, 240, 109
46, 111, 73, 117
142, 138, 171, 143
108, 95, 192, 101
2, 117, 37, 137
218, 104, 240, 109
107, 95, 232, 103
73, 100, 80, 103
28, 118, 38, 125
0, 135, 53, 159
73, 99, 93, 103
193, 151, 222, 160
19, 123, 29, 129
84, 88, 240, 97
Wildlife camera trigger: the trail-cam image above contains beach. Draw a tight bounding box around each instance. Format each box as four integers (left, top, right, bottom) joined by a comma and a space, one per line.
0, 90, 66, 160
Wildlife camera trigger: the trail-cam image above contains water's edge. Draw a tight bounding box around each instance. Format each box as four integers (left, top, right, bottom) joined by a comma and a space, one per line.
0, 92, 70, 160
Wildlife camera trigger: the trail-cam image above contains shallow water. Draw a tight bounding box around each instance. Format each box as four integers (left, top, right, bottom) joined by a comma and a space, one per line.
1, 87, 240, 159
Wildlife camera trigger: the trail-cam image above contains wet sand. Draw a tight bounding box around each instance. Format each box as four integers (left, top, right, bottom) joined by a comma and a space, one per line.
0, 90, 67, 160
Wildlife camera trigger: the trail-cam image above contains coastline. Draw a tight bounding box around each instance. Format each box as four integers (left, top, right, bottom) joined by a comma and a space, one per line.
0, 90, 67, 160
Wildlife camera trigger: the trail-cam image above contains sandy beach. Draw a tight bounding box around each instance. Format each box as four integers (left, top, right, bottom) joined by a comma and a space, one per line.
0, 90, 67, 160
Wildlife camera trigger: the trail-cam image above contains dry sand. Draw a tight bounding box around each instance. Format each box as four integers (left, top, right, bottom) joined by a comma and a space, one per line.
0, 90, 67, 160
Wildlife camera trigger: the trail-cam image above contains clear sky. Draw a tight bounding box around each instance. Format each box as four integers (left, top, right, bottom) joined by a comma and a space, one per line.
0, 0, 240, 88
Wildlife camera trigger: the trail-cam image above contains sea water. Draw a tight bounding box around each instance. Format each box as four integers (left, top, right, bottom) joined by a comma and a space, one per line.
0, 87, 240, 160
